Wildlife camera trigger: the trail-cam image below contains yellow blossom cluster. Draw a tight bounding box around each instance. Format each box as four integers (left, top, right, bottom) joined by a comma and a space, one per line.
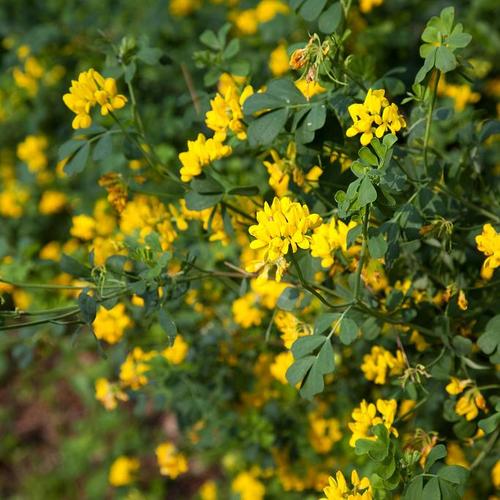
446, 377, 486, 421
155, 441, 188, 478
63, 68, 127, 129
263, 142, 323, 197
359, 0, 383, 14
178, 133, 232, 182
269, 43, 289, 77
347, 88, 406, 145
438, 77, 480, 111
475, 223, 500, 279
231, 470, 266, 500
95, 377, 129, 410
310, 217, 358, 268
93, 303, 133, 344
108, 456, 140, 486
39, 190, 68, 215
308, 411, 342, 454
270, 351, 294, 384
321, 470, 372, 500
248, 197, 322, 281
17, 135, 48, 173
274, 310, 311, 348
360, 345, 406, 384
231, 1, 289, 36
168, 0, 202, 16
205, 74, 254, 141
348, 399, 398, 447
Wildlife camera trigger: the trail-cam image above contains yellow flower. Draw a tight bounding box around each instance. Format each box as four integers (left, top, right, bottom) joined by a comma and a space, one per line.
93, 303, 132, 344
120, 347, 155, 390
270, 351, 294, 384
274, 311, 311, 348
205, 78, 254, 141
70, 214, 96, 240
476, 224, 500, 279
359, 0, 383, 13
321, 470, 372, 500
492, 460, 500, 489
457, 289, 468, 310
232, 293, 264, 328
17, 135, 48, 172
109, 456, 140, 486
361, 346, 406, 385
445, 442, 469, 469
199, 480, 218, 500
295, 79, 326, 100
455, 389, 486, 421
311, 218, 358, 268
155, 441, 188, 478
162, 335, 189, 364
256, 0, 289, 22
0, 182, 30, 218
348, 399, 398, 447
269, 43, 289, 77
409, 330, 430, 352
248, 196, 322, 279
39, 190, 67, 214
39, 241, 61, 261
445, 377, 472, 395
438, 78, 480, 111
231, 471, 265, 500
63, 68, 127, 129
179, 133, 232, 182
169, 0, 201, 16
95, 377, 129, 410
346, 89, 405, 145
308, 413, 342, 454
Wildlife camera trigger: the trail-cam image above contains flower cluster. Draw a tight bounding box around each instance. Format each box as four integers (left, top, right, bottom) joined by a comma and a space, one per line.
476, 223, 500, 279
178, 133, 232, 182
108, 456, 140, 487
310, 217, 358, 268
63, 69, 127, 129
348, 399, 398, 447
321, 470, 372, 500
346, 89, 406, 145
361, 346, 406, 385
93, 303, 133, 344
248, 197, 322, 281
446, 377, 487, 421
205, 74, 254, 141
155, 441, 188, 479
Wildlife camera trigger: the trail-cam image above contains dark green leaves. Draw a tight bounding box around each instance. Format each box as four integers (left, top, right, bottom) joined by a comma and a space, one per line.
158, 307, 177, 340
78, 291, 97, 324
477, 315, 500, 363
299, 0, 327, 21
185, 174, 224, 210
318, 2, 342, 34
64, 142, 90, 175
247, 108, 289, 147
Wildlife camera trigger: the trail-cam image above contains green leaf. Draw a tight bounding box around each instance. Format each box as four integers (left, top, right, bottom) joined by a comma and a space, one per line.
200, 30, 220, 50
266, 79, 306, 105
191, 175, 224, 195
137, 47, 162, 65
440, 6, 455, 33
247, 108, 288, 146
60, 254, 91, 279
435, 46, 456, 73
437, 465, 469, 485
299, 0, 327, 21
447, 31, 471, 49
291, 335, 325, 358
478, 411, 500, 434
415, 50, 436, 84
223, 38, 240, 59
359, 147, 378, 166
425, 444, 447, 471
300, 362, 324, 399
58, 138, 86, 161
227, 185, 260, 196
185, 190, 222, 211
368, 230, 388, 259
316, 340, 335, 373
78, 291, 97, 324
278, 287, 300, 311
314, 313, 339, 335
64, 142, 90, 175
92, 133, 113, 161
477, 315, 500, 356
243, 93, 287, 115
318, 2, 342, 34
404, 477, 424, 500
304, 104, 327, 132
286, 355, 315, 385
339, 317, 358, 345
347, 225, 362, 248
158, 308, 177, 340
422, 477, 441, 500
358, 176, 377, 206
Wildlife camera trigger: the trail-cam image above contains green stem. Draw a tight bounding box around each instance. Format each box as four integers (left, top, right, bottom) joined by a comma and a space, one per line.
353, 205, 370, 301
470, 429, 499, 470
423, 70, 441, 174
0, 309, 80, 331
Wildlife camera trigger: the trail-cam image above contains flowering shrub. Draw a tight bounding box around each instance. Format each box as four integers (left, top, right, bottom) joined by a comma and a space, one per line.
0, 0, 499, 498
